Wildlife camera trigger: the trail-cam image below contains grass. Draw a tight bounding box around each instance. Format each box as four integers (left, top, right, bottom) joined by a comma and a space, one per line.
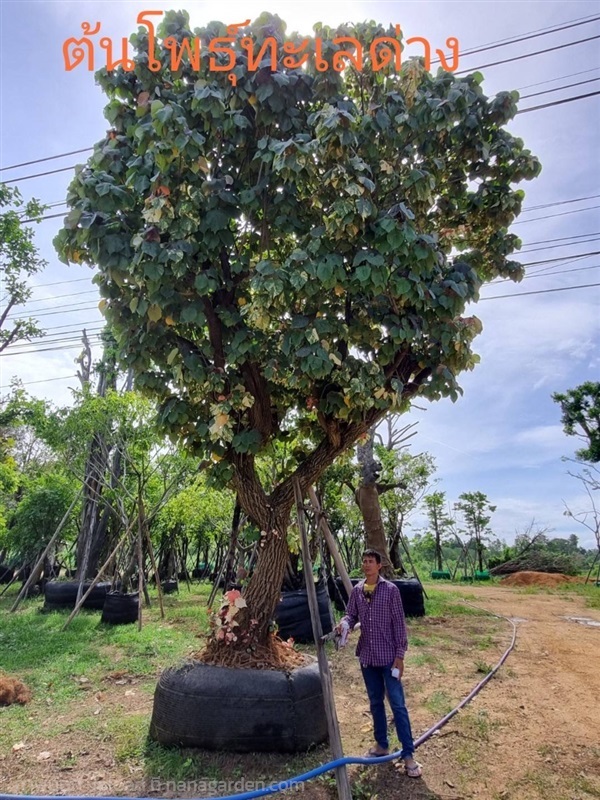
507, 580, 600, 611
422, 588, 487, 618
407, 652, 447, 673
424, 690, 454, 717
474, 658, 493, 675
0, 583, 211, 754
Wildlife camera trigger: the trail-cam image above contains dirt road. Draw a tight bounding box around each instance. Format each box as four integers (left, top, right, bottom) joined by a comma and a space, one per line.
402, 584, 600, 800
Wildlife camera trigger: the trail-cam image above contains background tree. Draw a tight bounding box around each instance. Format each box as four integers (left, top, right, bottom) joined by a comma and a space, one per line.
423, 491, 454, 571
454, 491, 496, 572
54, 12, 541, 654
554, 382, 600, 580
378, 447, 436, 571
553, 382, 600, 463
0, 184, 46, 352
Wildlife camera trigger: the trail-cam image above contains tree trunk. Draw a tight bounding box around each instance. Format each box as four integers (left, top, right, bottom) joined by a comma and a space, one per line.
75, 343, 117, 581
355, 430, 395, 578
432, 506, 444, 571
243, 512, 290, 640
76, 432, 111, 580
224, 501, 242, 589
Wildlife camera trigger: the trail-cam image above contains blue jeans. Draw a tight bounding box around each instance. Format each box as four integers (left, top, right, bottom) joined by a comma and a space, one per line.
360, 664, 415, 758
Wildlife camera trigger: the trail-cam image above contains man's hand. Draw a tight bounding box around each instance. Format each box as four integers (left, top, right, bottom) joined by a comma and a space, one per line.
393, 657, 404, 678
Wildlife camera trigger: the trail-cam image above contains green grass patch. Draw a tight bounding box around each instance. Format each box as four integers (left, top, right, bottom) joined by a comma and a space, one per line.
105, 714, 149, 762
424, 689, 454, 716
0, 584, 210, 757
421, 586, 487, 618
474, 658, 494, 675
407, 652, 446, 673
507, 581, 600, 611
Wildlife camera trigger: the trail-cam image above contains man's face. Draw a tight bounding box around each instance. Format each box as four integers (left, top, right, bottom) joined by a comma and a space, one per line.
362, 556, 381, 581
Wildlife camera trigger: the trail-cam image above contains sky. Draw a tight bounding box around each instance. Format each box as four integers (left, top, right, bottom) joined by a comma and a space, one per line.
0, 1, 599, 547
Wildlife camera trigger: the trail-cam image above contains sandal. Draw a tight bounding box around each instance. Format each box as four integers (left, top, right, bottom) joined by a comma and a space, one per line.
365, 746, 389, 757
404, 761, 422, 778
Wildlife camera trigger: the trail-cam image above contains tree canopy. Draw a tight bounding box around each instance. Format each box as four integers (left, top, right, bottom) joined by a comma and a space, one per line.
553, 382, 600, 463
0, 184, 47, 352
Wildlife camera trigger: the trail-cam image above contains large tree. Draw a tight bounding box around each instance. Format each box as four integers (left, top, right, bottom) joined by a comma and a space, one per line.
54, 12, 540, 655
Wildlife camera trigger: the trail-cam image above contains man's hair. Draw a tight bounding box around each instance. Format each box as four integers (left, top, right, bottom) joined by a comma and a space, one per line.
362, 549, 382, 564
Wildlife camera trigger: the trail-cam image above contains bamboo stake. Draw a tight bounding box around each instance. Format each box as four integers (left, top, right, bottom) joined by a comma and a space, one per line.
11, 488, 83, 612
398, 533, 428, 599
137, 486, 145, 631
294, 479, 352, 800
307, 487, 354, 599
144, 522, 164, 619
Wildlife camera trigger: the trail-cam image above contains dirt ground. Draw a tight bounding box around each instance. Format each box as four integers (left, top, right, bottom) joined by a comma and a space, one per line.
2, 583, 600, 800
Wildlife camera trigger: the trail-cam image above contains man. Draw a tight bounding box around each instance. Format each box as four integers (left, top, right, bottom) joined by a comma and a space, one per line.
336, 549, 422, 778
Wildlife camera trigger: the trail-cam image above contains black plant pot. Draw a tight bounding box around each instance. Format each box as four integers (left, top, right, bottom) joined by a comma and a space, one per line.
101, 591, 140, 625
274, 583, 334, 643
43, 580, 113, 611
150, 659, 327, 753
0, 564, 13, 584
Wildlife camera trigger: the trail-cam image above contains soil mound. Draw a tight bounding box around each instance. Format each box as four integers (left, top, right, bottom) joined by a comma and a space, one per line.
500, 571, 576, 587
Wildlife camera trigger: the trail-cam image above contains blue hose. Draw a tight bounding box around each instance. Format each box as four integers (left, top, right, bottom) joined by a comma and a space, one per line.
0, 603, 517, 800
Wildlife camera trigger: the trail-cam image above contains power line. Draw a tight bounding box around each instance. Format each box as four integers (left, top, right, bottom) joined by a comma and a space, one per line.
445, 14, 600, 61
19, 319, 105, 335
516, 67, 600, 91
20, 211, 71, 224
481, 281, 600, 300
8, 303, 99, 320
512, 204, 600, 225
488, 255, 597, 285
525, 264, 600, 279
23, 290, 99, 308
521, 238, 600, 254
0, 374, 77, 389
520, 76, 600, 100
520, 231, 600, 248
521, 195, 600, 213
519, 251, 600, 267
524, 254, 597, 276
17, 200, 67, 216
455, 34, 600, 75
3, 165, 78, 185
30, 277, 93, 289
0, 337, 103, 358
3, 325, 105, 348
0, 148, 93, 173
517, 90, 600, 114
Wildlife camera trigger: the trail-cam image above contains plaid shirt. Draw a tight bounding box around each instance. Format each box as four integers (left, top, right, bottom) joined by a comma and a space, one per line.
342, 578, 408, 666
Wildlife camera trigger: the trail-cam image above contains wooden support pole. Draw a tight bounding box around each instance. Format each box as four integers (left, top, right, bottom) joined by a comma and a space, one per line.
307, 487, 354, 600
294, 479, 352, 800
